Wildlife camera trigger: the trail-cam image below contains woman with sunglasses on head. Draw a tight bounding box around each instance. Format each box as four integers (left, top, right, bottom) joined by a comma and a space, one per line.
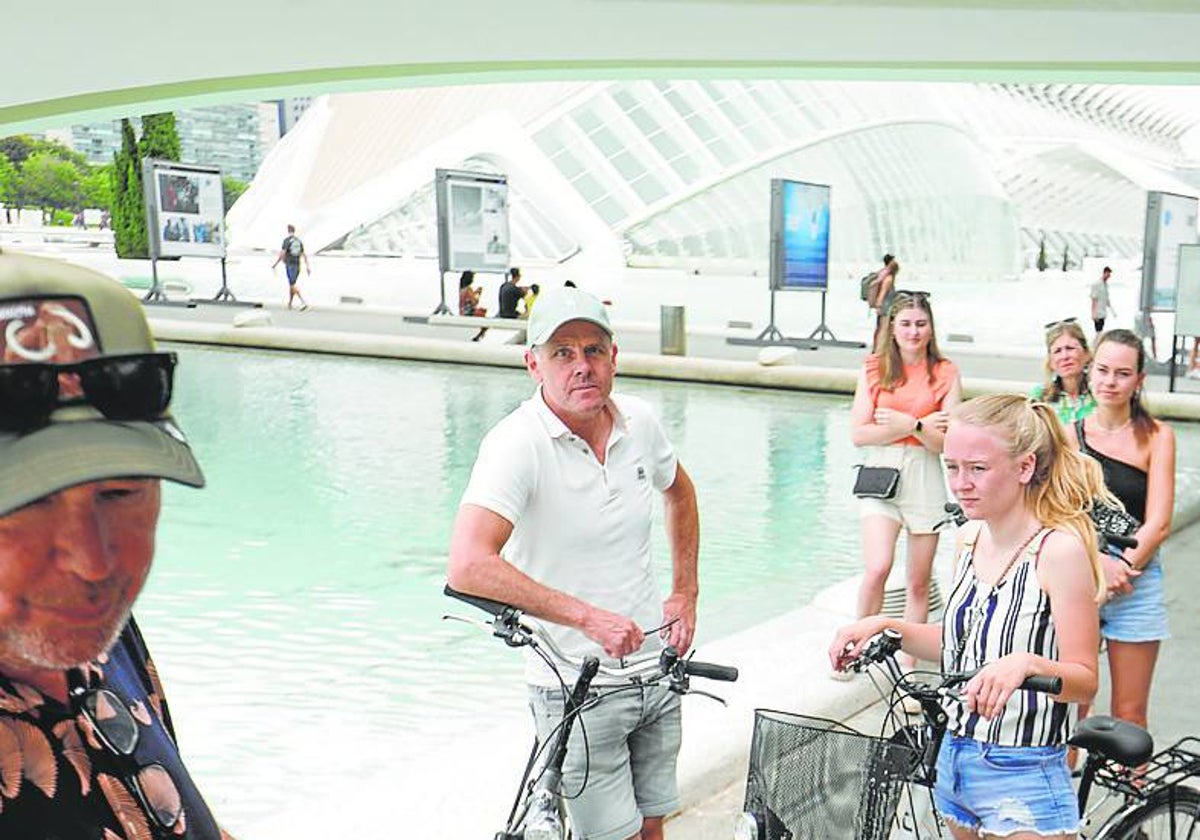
1030, 319, 1095, 424
849, 291, 962, 658
1067, 329, 1175, 733
833, 394, 1108, 839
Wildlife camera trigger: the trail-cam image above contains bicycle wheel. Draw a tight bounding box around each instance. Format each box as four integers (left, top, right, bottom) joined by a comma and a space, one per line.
890, 784, 944, 839
1095, 786, 1200, 840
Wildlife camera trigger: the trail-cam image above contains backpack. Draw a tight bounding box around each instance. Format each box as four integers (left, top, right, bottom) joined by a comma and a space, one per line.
286, 236, 303, 259
859, 271, 880, 304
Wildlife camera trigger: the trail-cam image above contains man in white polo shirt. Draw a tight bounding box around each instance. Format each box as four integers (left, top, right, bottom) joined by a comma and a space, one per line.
448, 285, 699, 840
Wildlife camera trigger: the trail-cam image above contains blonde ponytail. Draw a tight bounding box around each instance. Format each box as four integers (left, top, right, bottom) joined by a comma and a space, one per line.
953, 395, 1116, 600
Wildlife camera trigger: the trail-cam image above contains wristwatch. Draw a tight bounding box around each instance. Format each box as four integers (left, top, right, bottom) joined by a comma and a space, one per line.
914, 419, 923, 433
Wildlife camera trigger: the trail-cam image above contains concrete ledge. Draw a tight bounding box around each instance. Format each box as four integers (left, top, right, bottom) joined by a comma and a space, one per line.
148, 318, 1200, 422
428, 314, 526, 331
675, 582, 873, 815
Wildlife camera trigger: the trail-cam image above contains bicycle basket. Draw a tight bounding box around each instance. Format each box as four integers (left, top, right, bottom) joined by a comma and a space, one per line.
743, 710, 917, 840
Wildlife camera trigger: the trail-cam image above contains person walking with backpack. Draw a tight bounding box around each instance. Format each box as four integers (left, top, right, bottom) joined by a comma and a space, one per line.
272, 223, 311, 310
865, 254, 897, 351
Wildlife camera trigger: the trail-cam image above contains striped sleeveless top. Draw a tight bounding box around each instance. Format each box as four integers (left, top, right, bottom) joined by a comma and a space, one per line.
941, 524, 1073, 747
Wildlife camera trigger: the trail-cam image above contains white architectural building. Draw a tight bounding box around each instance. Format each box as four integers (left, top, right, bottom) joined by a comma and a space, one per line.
228, 80, 1200, 283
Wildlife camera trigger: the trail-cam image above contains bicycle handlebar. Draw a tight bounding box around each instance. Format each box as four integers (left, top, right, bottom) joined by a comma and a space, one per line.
444, 584, 739, 684
443, 584, 514, 618
938, 503, 1139, 551
853, 629, 1062, 695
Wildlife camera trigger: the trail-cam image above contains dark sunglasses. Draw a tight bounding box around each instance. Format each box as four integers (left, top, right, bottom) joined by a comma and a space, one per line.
0, 352, 176, 433
72, 685, 184, 832
1044, 317, 1078, 330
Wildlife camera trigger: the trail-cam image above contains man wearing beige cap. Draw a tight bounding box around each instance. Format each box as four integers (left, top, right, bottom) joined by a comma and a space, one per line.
0, 248, 235, 838
448, 286, 699, 840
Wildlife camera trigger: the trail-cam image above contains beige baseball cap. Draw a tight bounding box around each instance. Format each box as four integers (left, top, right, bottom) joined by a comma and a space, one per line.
0, 248, 204, 516
525, 286, 613, 348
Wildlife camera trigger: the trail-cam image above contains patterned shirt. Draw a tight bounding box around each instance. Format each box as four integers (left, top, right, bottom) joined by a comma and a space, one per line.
0, 618, 223, 839
942, 526, 1073, 747
1029, 383, 1096, 424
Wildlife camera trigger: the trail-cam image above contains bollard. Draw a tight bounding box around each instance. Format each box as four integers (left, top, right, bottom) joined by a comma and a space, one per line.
660, 304, 687, 356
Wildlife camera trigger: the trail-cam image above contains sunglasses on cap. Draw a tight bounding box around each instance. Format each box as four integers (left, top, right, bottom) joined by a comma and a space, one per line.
1044, 317, 1078, 330
69, 679, 184, 833
0, 352, 176, 434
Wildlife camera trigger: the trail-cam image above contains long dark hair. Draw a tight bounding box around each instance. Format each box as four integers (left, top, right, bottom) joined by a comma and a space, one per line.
1095, 329, 1156, 444
877, 291, 945, 390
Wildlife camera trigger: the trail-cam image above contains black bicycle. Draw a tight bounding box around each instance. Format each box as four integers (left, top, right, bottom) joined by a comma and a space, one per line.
737, 513, 1200, 840
443, 585, 739, 840
737, 627, 1200, 839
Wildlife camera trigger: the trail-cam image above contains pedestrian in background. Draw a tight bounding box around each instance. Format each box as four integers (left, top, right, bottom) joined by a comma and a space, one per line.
1090, 266, 1115, 334
849, 291, 962, 668
1031, 318, 1095, 424
272, 223, 310, 311
1068, 329, 1175, 734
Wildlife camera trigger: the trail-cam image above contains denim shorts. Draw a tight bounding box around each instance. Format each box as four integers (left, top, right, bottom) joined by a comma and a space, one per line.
528, 682, 681, 840
933, 735, 1079, 836
1100, 555, 1170, 643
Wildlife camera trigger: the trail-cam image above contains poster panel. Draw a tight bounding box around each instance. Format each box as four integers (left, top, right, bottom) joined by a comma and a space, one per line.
436, 169, 509, 273
1141, 191, 1198, 311
1175, 244, 1200, 337
770, 179, 831, 291
143, 160, 226, 259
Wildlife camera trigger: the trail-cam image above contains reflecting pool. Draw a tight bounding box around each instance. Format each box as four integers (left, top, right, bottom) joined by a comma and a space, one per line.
136, 345, 1200, 835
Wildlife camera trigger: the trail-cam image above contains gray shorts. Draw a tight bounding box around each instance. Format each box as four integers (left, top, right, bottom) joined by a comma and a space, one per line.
528, 682, 682, 840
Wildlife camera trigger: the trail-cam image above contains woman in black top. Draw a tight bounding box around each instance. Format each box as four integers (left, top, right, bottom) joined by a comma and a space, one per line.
1068, 329, 1175, 732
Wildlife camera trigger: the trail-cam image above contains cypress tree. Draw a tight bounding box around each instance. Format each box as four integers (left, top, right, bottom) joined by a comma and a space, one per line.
140, 113, 182, 161
111, 119, 147, 258
109, 113, 181, 258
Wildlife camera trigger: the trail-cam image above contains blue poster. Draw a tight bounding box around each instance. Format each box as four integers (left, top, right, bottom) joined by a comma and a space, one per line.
778, 180, 830, 290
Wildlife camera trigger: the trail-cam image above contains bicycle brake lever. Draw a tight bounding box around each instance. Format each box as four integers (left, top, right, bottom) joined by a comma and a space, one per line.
441, 613, 492, 631
686, 688, 729, 706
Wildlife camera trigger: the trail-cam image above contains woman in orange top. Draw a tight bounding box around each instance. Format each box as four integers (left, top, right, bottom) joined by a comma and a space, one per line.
849, 291, 963, 633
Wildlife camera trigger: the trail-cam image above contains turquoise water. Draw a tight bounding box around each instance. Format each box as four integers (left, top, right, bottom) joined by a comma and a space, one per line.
137, 345, 866, 831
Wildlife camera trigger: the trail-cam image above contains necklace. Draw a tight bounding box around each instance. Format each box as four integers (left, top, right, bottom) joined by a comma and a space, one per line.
953, 526, 1044, 671
1092, 417, 1132, 434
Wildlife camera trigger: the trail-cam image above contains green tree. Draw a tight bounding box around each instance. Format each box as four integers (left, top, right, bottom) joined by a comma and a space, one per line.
0, 135, 37, 168
110, 112, 181, 258
80, 165, 113, 212
1062, 245, 1070, 272
0, 154, 17, 221
1036, 237, 1048, 272
19, 151, 81, 215
111, 118, 147, 258
140, 113, 181, 161
222, 176, 248, 213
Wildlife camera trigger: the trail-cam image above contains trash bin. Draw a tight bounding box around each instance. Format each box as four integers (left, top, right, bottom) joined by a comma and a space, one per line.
660, 305, 686, 356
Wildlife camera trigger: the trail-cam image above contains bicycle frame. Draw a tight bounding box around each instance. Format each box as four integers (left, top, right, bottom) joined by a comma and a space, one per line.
443, 584, 738, 840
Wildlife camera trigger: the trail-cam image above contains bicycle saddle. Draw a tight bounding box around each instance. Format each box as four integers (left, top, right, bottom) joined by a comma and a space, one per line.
1068, 715, 1154, 766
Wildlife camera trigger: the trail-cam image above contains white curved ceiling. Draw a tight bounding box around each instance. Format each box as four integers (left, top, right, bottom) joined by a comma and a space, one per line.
6, 0, 1200, 134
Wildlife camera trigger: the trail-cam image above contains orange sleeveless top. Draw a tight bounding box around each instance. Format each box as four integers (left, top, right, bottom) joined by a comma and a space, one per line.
864, 354, 959, 446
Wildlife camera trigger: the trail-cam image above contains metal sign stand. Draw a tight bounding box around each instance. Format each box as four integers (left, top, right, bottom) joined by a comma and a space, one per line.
432, 271, 452, 316
806, 290, 839, 342
141, 254, 195, 308
203, 257, 261, 308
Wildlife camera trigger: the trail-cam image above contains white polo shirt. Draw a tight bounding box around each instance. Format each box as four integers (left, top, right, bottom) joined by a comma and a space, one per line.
461, 388, 679, 685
